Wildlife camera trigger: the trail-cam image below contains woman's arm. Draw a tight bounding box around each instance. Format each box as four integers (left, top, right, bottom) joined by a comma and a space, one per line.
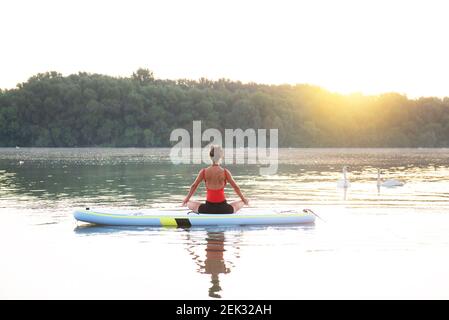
182, 169, 204, 206
224, 169, 249, 205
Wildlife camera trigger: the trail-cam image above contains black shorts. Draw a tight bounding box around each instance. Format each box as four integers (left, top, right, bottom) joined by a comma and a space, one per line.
198, 201, 234, 214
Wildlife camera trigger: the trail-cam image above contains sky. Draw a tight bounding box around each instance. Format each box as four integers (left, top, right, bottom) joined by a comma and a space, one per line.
1, 0, 449, 98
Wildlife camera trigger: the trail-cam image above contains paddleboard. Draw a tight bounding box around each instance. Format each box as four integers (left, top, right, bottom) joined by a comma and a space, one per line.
73, 207, 316, 227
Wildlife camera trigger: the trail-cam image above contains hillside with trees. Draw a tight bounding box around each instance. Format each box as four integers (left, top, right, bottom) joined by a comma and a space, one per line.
1, 69, 449, 147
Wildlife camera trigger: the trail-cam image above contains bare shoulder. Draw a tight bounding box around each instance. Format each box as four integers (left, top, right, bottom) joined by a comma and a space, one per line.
203, 166, 212, 173
199, 167, 207, 177
224, 167, 233, 177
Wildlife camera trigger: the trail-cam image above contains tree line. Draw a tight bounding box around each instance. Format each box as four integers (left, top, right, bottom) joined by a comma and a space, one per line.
1, 68, 449, 147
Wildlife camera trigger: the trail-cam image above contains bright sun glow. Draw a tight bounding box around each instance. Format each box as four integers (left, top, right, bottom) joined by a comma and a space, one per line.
1, 0, 449, 98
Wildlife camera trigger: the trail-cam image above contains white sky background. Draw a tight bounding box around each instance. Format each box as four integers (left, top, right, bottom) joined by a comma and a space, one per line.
1, 0, 448, 98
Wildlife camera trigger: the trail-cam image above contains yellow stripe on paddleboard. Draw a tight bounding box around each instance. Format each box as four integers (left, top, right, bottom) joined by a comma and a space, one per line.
159, 217, 178, 226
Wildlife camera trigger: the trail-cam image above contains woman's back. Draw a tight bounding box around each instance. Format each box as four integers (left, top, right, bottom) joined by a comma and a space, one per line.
182, 144, 248, 214
204, 166, 227, 190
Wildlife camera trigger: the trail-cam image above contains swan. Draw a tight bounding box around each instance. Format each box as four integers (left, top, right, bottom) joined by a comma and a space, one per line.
337, 166, 350, 188
377, 169, 404, 187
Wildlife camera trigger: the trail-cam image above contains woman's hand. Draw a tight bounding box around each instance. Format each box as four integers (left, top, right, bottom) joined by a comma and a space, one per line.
242, 197, 249, 206
182, 198, 189, 207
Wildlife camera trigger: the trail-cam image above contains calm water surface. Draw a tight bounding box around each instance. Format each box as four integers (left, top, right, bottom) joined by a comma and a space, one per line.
1, 148, 449, 299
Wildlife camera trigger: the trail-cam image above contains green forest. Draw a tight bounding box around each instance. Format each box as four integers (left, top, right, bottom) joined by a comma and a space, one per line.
1, 69, 449, 147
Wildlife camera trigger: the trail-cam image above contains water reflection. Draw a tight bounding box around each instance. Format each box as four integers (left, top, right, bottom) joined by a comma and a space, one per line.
184, 230, 240, 299
73, 224, 136, 235
343, 186, 348, 200
3, 147, 449, 211
73, 224, 241, 298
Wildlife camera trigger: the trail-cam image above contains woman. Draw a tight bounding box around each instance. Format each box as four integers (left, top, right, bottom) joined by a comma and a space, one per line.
182, 145, 249, 214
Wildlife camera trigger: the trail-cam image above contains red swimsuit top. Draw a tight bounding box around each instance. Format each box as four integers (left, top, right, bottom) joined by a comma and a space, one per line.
203, 167, 227, 203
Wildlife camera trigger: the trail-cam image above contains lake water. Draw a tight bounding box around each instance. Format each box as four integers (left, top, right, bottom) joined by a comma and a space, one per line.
1, 148, 449, 299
